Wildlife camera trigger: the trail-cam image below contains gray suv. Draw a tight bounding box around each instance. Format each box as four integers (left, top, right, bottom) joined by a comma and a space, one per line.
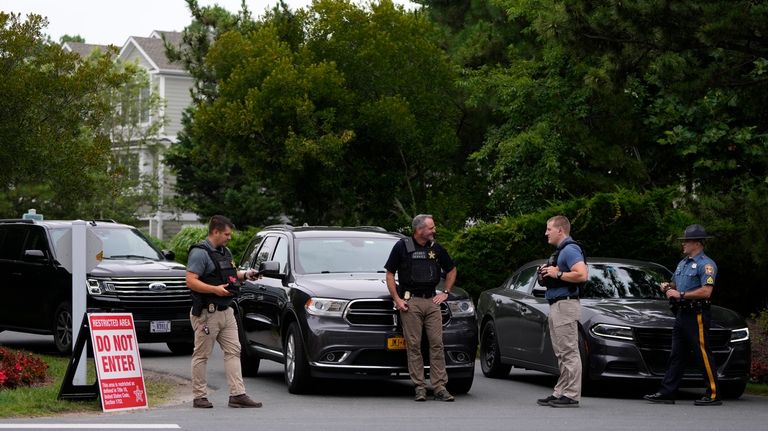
0, 219, 193, 354
235, 225, 478, 394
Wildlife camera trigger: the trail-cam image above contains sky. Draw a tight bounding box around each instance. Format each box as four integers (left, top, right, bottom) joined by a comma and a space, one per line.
1, 0, 418, 46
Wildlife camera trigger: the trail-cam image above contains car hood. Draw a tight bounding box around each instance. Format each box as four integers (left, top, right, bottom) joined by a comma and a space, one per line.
582, 299, 746, 329
88, 259, 187, 278
295, 274, 469, 300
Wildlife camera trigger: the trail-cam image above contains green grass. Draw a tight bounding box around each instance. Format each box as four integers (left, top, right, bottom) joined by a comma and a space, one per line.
746, 383, 768, 396
0, 352, 176, 418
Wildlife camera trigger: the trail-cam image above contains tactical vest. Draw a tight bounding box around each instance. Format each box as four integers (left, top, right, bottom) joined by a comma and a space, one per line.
537, 239, 586, 295
189, 243, 239, 310
398, 237, 442, 294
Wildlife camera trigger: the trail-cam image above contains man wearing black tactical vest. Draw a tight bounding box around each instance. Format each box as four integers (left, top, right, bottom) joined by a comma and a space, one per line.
385, 214, 457, 402
186, 215, 262, 409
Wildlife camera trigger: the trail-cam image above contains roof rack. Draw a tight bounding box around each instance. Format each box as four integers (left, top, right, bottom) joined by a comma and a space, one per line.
0, 219, 34, 224
263, 224, 294, 231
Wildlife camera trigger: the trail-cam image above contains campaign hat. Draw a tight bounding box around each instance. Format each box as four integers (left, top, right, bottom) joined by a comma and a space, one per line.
677, 224, 714, 240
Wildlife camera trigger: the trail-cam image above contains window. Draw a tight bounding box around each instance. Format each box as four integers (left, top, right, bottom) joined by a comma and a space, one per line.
513, 266, 538, 292
295, 237, 398, 274
0, 227, 27, 260
254, 237, 278, 268
272, 237, 289, 275
239, 234, 265, 269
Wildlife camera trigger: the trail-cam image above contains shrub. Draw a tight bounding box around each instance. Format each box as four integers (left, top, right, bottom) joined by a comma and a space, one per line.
750, 309, 768, 384
0, 347, 48, 390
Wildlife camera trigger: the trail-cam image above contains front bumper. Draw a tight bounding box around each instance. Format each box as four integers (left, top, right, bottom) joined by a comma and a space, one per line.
303, 315, 478, 380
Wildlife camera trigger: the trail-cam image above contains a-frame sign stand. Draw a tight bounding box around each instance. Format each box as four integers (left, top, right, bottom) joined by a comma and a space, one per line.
57, 314, 99, 401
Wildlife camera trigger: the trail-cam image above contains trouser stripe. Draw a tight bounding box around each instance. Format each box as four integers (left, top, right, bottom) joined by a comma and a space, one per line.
696, 312, 717, 399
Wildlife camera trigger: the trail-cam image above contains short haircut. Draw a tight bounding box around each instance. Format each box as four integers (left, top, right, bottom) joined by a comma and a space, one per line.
412, 214, 433, 231
208, 215, 235, 234
547, 215, 571, 235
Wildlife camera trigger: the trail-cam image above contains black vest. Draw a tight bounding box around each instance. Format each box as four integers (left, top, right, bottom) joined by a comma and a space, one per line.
537, 239, 586, 294
398, 237, 442, 294
189, 243, 239, 308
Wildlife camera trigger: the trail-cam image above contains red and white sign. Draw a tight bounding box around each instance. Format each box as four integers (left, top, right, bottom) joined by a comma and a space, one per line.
88, 313, 148, 412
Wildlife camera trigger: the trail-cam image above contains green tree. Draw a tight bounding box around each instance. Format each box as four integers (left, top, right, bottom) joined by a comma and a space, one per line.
0, 12, 159, 221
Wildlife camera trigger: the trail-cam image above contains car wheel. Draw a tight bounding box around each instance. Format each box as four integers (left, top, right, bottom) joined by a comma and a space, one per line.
166, 342, 194, 355
53, 302, 73, 354
235, 312, 260, 377
284, 322, 312, 394
719, 381, 747, 399
447, 368, 475, 394
578, 331, 598, 394
480, 320, 511, 378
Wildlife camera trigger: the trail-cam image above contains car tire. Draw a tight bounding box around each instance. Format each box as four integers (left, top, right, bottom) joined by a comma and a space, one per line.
447, 369, 475, 394
166, 342, 194, 355
284, 322, 312, 394
53, 302, 73, 354
235, 312, 261, 377
719, 381, 747, 399
578, 332, 598, 395
480, 320, 512, 378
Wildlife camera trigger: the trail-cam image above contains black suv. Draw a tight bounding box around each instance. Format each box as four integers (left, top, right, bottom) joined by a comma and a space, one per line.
0, 219, 193, 354
235, 225, 478, 394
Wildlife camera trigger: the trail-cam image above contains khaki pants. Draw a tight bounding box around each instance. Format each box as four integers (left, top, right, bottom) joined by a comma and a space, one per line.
400, 296, 448, 392
548, 299, 582, 401
190, 307, 245, 398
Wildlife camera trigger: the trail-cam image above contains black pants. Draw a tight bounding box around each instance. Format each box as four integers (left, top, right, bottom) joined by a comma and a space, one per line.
660, 306, 719, 399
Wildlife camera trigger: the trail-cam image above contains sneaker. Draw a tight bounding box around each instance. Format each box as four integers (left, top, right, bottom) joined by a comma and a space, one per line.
228, 394, 263, 408
537, 395, 557, 406
643, 392, 675, 404
414, 387, 427, 402
433, 390, 455, 402
193, 397, 213, 408
694, 396, 722, 406
548, 396, 579, 408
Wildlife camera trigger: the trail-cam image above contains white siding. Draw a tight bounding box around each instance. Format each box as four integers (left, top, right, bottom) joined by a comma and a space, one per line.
162, 75, 193, 138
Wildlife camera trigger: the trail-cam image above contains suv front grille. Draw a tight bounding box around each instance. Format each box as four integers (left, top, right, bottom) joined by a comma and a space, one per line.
344, 299, 450, 326
99, 277, 191, 303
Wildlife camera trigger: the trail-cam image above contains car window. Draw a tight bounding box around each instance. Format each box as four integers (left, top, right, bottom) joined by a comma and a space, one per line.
512, 266, 538, 292
91, 227, 163, 260
583, 263, 668, 299
239, 234, 265, 269
0, 226, 26, 260
272, 236, 289, 275
25, 227, 50, 255
254, 236, 278, 268
295, 237, 398, 274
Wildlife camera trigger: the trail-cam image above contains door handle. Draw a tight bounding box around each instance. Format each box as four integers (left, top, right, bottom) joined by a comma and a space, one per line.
495, 299, 502, 306
259, 285, 267, 291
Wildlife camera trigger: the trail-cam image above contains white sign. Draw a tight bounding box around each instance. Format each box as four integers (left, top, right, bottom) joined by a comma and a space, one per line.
88, 313, 148, 412
56, 228, 103, 273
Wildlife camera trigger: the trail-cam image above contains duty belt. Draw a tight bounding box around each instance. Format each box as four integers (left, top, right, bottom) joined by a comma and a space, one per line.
548, 295, 579, 305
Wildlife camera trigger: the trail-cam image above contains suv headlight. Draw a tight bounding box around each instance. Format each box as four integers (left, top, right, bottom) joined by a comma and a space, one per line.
446, 299, 475, 317
305, 298, 349, 317
591, 323, 634, 341
730, 327, 749, 343
87, 279, 102, 295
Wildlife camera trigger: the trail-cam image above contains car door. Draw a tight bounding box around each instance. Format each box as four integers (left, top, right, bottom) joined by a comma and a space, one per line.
17, 226, 59, 330
515, 266, 557, 368
0, 225, 27, 328
238, 235, 286, 355
491, 272, 524, 359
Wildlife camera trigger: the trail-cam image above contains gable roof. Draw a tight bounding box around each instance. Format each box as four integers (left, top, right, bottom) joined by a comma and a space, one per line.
62, 41, 111, 58
119, 31, 186, 73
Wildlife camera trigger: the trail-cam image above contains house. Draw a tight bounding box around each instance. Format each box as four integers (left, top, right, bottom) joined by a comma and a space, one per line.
64, 31, 201, 240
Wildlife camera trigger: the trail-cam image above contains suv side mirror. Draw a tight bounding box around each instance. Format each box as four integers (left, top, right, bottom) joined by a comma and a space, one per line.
259, 261, 283, 280
23, 249, 47, 262
162, 250, 176, 261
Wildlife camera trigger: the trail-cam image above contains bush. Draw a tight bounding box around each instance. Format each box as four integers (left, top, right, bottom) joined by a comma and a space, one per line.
750, 309, 768, 384
0, 347, 48, 390
446, 188, 688, 299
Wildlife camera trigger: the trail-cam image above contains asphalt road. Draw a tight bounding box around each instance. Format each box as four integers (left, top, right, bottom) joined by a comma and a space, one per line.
1, 331, 766, 431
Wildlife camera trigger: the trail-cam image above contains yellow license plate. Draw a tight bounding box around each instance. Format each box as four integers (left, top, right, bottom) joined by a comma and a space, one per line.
387, 336, 405, 350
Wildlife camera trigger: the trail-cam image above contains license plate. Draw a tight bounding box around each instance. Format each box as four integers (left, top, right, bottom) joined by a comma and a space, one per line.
387, 336, 405, 350
150, 320, 171, 333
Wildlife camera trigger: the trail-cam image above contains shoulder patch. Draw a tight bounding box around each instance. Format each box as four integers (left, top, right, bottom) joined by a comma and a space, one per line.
706, 276, 714, 285
704, 264, 715, 275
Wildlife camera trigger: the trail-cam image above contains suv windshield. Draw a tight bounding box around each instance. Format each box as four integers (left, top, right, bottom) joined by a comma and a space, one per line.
50, 227, 163, 261
295, 237, 398, 274
583, 262, 670, 299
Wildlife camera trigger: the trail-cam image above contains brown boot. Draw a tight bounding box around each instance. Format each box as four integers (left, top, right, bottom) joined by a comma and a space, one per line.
193, 397, 213, 408
228, 394, 263, 408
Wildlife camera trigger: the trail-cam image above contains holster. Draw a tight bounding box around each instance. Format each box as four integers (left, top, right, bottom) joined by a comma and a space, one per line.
191, 295, 205, 317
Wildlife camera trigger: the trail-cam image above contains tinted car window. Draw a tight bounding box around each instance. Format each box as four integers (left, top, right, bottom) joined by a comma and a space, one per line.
272, 237, 289, 275
0, 227, 26, 260
513, 266, 538, 292
583, 262, 668, 299
91, 228, 163, 260
295, 237, 398, 274
239, 234, 265, 269
255, 236, 278, 267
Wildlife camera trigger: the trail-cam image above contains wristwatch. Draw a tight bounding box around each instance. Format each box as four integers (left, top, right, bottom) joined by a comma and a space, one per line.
680, 291, 686, 300
556, 271, 563, 280
442, 289, 450, 295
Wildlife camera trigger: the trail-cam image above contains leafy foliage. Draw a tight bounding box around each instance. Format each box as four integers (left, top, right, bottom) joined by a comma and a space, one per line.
750, 309, 768, 384
0, 347, 48, 390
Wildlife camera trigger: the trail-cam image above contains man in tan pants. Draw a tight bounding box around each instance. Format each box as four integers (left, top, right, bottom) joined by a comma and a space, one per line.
186, 215, 262, 409
537, 215, 588, 408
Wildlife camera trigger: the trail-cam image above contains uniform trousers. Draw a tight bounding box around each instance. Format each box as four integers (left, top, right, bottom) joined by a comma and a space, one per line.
400, 296, 448, 392
190, 307, 245, 399
659, 306, 719, 399
548, 299, 582, 401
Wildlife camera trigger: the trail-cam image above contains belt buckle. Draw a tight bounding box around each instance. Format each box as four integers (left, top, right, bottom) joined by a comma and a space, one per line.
208, 303, 216, 313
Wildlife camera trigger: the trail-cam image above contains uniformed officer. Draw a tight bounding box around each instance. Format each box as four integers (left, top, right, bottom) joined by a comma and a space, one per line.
644, 224, 722, 406
186, 215, 262, 408
385, 214, 457, 402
